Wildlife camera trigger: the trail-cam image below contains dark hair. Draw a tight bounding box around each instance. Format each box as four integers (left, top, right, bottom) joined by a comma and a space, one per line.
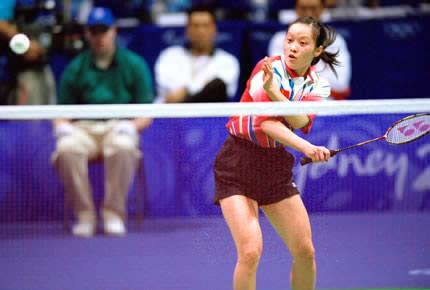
295, 0, 325, 6
289, 16, 340, 76
187, 4, 216, 23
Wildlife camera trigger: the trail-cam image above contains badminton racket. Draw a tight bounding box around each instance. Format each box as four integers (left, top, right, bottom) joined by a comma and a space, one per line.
300, 113, 430, 166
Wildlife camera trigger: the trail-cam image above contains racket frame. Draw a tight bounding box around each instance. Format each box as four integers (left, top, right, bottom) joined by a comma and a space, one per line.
300, 113, 430, 166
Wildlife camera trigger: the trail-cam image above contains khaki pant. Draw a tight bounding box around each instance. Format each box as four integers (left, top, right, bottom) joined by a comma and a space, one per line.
18, 66, 56, 105
51, 120, 141, 224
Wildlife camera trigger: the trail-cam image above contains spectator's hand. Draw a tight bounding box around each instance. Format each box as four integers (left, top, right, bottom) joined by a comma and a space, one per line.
165, 87, 188, 103
54, 122, 74, 138
133, 118, 153, 131
112, 120, 138, 137
23, 40, 45, 62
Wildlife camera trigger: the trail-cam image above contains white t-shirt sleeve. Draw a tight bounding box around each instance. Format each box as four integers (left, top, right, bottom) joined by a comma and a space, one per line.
215, 52, 240, 99
189, 50, 240, 100
154, 47, 188, 103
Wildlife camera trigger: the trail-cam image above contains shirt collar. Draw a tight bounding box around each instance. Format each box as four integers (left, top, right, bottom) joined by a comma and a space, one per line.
282, 55, 316, 83
183, 42, 216, 56
90, 46, 119, 69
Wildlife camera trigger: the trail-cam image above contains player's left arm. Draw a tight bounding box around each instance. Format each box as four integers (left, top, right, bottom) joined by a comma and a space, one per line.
261, 57, 309, 129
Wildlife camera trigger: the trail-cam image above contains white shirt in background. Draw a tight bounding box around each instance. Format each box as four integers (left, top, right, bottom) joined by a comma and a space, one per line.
155, 46, 240, 103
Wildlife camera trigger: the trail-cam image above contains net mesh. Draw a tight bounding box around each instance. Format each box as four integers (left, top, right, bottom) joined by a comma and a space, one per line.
0, 101, 430, 238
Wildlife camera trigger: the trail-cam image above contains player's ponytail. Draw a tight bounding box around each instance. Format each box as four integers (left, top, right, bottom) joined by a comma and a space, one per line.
289, 16, 340, 76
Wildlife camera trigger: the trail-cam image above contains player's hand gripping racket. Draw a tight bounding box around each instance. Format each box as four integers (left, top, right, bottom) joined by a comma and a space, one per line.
300, 113, 430, 166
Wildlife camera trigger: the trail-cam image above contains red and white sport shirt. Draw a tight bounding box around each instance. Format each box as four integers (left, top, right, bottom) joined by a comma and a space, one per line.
227, 55, 331, 148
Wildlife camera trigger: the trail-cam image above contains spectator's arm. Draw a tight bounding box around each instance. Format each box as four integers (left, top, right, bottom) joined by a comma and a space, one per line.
213, 54, 240, 100
58, 62, 79, 105
52, 61, 76, 133
134, 58, 153, 104
185, 78, 227, 103
185, 53, 240, 101
132, 57, 154, 131
0, 21, 17, 40
0, 21, 45, 61
154, 48, 188, 103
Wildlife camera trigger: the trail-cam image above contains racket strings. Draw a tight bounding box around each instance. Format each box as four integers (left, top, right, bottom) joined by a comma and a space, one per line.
387, 114, 430, 144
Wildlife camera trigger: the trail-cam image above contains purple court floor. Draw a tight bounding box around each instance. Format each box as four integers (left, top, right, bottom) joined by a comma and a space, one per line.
1, 213, 429, 290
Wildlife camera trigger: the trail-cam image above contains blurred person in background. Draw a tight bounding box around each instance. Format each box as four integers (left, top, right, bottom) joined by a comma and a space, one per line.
154, 4, 240, 103
268, 0, 351, 100
0, 0, 57, 105
52, 7, 153, 238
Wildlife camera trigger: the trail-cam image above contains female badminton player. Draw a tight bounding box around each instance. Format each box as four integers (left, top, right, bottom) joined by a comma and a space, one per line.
214, 16, 339, 290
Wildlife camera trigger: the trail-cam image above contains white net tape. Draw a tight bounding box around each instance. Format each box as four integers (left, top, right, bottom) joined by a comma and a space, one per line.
0, 98, 429, 119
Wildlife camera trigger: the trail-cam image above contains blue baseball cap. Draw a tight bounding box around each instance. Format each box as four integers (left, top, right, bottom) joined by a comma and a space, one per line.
87, 7, 115, 27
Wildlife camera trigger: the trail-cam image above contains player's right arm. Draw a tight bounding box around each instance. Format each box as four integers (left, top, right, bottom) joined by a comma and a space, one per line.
260, 120, 330, 162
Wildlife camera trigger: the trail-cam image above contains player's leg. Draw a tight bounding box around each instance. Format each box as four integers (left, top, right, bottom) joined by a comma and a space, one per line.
220, 195, 263, 290
261, 195, 316, 290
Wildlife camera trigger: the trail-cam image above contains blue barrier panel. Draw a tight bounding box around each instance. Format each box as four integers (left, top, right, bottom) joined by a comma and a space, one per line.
0, 115, 429, 221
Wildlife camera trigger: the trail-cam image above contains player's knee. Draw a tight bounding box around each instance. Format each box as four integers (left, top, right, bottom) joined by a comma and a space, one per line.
238, 244, 262, 270
291, 242, 315, 262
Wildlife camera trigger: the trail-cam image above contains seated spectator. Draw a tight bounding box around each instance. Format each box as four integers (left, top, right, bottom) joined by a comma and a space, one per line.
0, 0, 56, 105
155, 4, 240, 103
52, 7, 153, 238
268, 0, 352, 100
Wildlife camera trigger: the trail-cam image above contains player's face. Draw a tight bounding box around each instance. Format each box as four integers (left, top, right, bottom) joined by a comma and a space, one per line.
186, 12, 216, 53
284, 23, 322, 75
296, 0, 324, 20
86, 25, 116, 56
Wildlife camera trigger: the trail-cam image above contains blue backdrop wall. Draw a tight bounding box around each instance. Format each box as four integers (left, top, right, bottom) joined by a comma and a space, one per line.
0, 114, 429, 222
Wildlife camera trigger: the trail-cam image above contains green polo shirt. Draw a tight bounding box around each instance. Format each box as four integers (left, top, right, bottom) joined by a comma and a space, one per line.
59, 47, 153, 104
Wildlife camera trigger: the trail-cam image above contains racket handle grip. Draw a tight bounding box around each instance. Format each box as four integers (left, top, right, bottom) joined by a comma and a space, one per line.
300, 157, 313, 166
300, 150, 338, 166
